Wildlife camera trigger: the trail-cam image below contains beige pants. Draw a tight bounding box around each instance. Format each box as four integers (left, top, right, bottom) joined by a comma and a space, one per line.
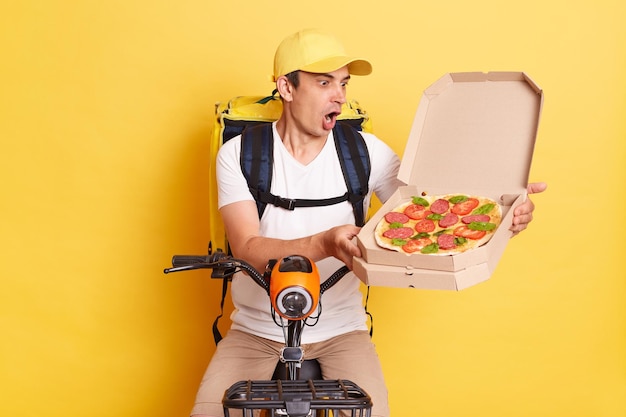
191, 329, 389, 417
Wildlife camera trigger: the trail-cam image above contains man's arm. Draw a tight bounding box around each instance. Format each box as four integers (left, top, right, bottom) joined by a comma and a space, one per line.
220, 200, 362, 272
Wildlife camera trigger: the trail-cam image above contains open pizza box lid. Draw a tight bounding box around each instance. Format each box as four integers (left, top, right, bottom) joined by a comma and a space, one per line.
355, 72, 543, 290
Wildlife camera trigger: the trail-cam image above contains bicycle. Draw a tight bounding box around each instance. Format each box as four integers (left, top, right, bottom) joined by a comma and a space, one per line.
164, 247, 372, 417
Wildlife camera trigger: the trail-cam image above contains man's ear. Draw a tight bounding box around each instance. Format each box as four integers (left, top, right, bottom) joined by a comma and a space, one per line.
276, 76, 294, 102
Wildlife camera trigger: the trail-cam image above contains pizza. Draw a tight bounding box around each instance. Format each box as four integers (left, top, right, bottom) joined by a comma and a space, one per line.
374, 194, 502, 255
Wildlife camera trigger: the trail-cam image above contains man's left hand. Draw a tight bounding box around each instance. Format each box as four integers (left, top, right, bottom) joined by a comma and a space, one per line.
510, 182, 548, 236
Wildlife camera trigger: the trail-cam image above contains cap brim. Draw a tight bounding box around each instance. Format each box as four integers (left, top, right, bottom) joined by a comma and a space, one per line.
300, 56, 372, 76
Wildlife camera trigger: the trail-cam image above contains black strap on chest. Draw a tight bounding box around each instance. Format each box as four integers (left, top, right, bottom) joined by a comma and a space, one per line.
240, 121, 371, 226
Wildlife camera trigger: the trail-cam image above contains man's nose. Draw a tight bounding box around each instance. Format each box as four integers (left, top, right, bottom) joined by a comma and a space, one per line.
332, 85, 347, 104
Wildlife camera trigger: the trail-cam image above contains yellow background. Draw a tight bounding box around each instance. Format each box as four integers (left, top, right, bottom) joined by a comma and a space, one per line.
1, 1, 625, 416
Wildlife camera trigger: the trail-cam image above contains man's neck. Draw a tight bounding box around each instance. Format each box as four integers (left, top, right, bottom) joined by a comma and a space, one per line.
275, 117, 329, 165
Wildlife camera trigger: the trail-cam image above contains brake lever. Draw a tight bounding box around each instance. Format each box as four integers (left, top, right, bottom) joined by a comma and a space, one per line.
163, 264, 206, 274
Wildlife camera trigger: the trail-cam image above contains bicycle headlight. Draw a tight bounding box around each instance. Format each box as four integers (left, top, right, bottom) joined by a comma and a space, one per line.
269, 255, 320, 320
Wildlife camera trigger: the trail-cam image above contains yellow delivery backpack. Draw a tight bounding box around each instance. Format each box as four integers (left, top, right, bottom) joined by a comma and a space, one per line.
208, 94, 373, 254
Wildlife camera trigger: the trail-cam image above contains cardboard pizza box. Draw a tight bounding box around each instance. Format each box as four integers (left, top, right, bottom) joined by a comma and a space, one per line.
354, 71, 543, 290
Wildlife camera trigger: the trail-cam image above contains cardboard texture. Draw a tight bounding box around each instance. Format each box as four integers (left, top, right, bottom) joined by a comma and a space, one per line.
355, 72, 543, 290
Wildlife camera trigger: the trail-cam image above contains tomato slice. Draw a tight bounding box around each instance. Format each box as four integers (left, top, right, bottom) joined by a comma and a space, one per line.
451, 198, 480, 215
414, 219, 436, 233
403, 204, 431, 220
453, 225, 486, 240
402, 237, 432, 253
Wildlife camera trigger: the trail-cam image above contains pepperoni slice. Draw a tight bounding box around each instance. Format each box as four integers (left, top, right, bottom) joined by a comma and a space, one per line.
438, 213, 459, 228
461, 214, 490, 224
437, 233, 457, 250
402, 237, 433, 253
451, 198, 480, 215
430, 199, 450, 214
414, 219, 436, 233
403, 204, 430, 220
384, 212, 410, 224
383, 227, 414, 239
453, 225, 486, 240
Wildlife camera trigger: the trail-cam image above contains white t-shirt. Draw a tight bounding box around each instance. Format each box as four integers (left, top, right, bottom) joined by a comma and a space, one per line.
216, 122, 401, 343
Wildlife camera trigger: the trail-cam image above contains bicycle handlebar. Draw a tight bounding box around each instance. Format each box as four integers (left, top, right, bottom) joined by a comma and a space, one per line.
164, 249, 349, 296
164, 250, 270, 293
171, 254, 216, 267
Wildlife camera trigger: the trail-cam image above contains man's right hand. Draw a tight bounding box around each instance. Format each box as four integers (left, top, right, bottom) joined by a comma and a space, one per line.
318, 225, 362, 270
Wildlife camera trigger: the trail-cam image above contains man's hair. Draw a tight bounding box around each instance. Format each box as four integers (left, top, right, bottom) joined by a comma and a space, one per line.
285, 70, 300, 88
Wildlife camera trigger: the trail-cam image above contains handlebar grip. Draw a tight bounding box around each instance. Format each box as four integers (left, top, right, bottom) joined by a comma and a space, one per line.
171, 255, 210, 267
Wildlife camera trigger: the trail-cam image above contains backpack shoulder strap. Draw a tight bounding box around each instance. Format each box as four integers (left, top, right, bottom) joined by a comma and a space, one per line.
332, 122, 371, 227
240, 123, 274, 219
240, 121, 371, 225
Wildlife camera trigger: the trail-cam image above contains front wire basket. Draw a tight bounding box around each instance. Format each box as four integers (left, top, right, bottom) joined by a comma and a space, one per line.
222, 379, 372, 417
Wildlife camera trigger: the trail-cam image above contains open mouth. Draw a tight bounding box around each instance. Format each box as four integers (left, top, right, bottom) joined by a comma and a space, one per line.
323, 112, 340, 130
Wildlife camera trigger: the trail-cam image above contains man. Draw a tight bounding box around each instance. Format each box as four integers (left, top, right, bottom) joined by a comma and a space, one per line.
191, 28, 547, 417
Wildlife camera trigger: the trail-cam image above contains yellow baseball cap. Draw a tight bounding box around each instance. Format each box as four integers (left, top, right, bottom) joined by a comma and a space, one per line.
272, 28, 372, 82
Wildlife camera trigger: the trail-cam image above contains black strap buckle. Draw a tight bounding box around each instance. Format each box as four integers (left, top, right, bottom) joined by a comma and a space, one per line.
273, 196, 297, 211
